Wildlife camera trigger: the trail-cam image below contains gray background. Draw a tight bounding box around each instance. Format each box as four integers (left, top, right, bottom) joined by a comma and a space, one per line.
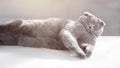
0, 0, 120, 36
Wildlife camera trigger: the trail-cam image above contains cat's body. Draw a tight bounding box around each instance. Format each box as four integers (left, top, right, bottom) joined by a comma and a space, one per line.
0, 12, 105, 59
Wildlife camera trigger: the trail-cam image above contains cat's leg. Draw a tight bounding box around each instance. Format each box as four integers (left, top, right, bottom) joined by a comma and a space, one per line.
0, 20, 22, 33
80, 43, 94, 58
0, 20, 22, 45
60, 30, 86, 59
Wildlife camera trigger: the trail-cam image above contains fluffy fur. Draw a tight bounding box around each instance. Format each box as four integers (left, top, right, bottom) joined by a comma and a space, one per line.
0, 12, 105, 59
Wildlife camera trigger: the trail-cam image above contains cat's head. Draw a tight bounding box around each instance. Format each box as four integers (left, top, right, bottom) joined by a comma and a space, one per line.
77, 12, 106, 38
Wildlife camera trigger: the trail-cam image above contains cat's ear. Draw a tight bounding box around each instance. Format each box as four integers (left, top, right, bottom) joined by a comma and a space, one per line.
83, 11, 95, 17
98, 19, 106, 26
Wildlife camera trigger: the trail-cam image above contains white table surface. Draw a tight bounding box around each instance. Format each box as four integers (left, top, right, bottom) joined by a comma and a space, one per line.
0, 36, 120, 68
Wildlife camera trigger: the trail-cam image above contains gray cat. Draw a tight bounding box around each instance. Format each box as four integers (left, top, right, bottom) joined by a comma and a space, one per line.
0, 12, 105, 59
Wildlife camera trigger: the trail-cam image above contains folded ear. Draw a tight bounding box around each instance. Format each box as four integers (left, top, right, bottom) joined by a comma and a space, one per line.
83, 11, 95, 17
98, 19, 106, 26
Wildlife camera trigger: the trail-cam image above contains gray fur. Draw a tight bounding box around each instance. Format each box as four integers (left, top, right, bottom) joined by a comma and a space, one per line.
0, 12, 105, 59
